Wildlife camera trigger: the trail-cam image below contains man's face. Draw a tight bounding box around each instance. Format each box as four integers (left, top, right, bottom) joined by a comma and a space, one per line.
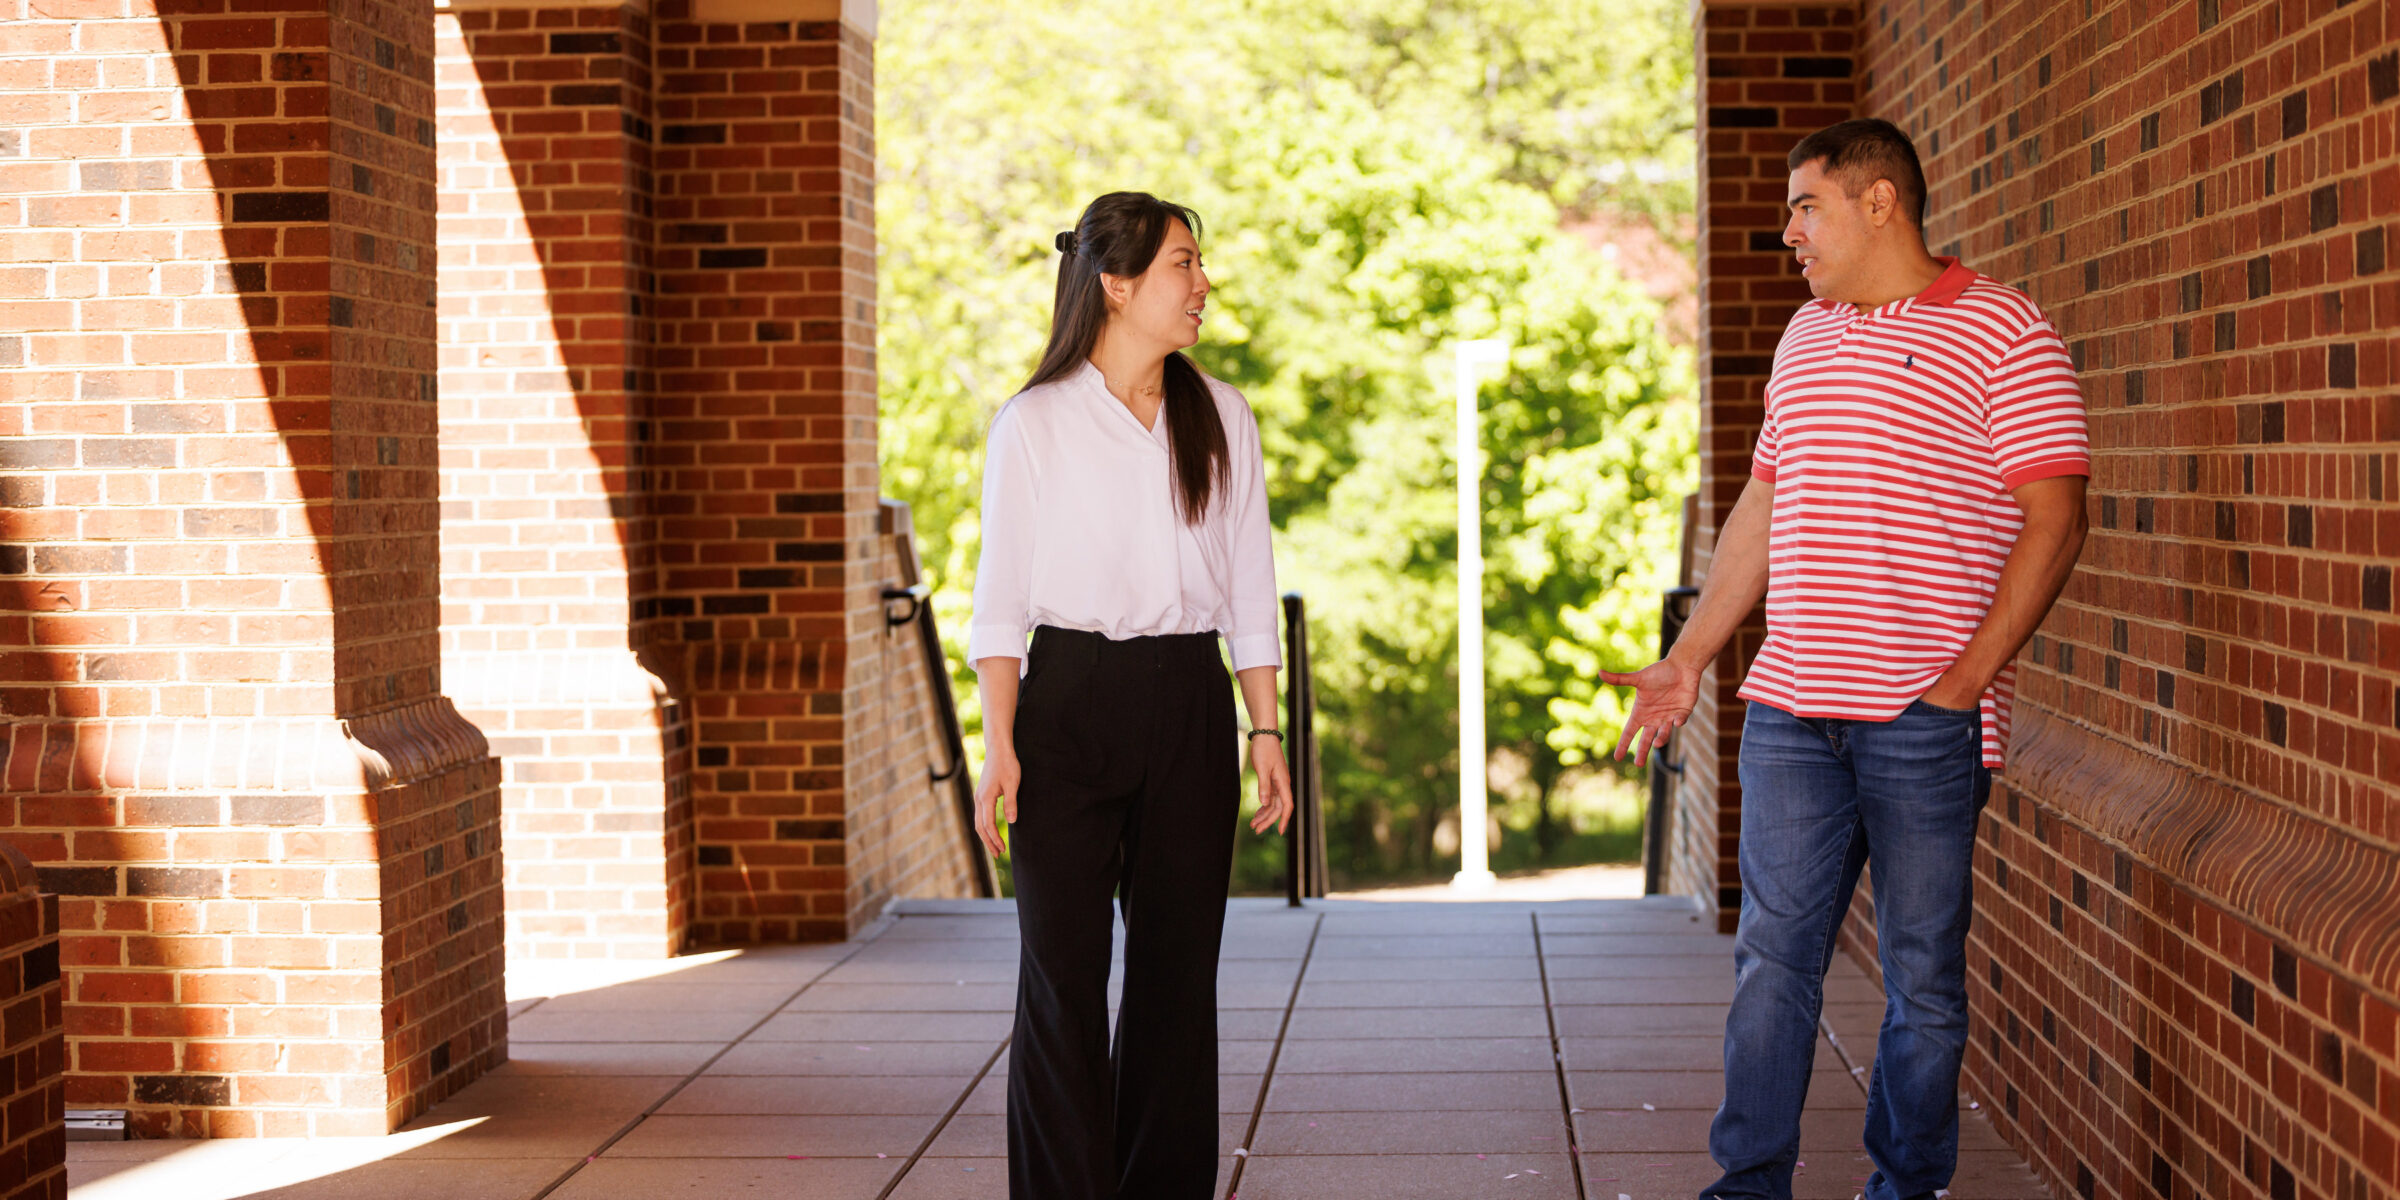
1783, 159, 1869, 302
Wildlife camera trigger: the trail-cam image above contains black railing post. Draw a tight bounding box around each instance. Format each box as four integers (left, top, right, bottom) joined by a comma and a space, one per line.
1282, 592, 1325, 905
1642, 586, 1700, 896
1283, 594, 1302, 907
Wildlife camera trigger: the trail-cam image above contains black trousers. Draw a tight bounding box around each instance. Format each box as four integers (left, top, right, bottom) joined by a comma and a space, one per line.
1006, 625, 1239, 1200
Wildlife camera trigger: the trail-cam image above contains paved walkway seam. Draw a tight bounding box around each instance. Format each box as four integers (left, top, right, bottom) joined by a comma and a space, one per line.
875, 1034, 1011, 1200
1817, 1014, 1872, 1097
1531, 912, 1591, 1200
1220, 910, 1323, 1200
521, 927, 894, 1200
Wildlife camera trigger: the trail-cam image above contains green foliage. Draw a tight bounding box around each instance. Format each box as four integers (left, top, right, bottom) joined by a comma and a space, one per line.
878, 0, 1695, 892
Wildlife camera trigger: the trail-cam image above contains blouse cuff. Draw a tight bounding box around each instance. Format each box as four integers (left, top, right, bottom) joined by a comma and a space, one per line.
966, 624, 1029, 671
1226, 632, 1283, 673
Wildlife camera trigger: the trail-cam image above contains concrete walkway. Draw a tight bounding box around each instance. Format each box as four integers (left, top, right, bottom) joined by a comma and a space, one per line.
67, 897, 2050, 1200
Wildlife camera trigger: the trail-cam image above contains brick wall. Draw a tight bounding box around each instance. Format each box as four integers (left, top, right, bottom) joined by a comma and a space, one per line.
1678, 1, 1860, 933
432, 0, 974, 952
434, 2, 696, 961
650, 1, 886, 943
0, 0, 504, 1135
0, 842, 63, 1200
1695, 0, 2400, 1194
2, 0, 968, 1134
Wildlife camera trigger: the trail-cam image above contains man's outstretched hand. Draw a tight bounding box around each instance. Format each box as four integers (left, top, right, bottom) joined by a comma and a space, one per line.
1598, 657, 1702, 767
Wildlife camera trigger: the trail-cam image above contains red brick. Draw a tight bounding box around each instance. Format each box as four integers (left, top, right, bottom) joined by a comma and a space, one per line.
1692, 0, 2400, 1193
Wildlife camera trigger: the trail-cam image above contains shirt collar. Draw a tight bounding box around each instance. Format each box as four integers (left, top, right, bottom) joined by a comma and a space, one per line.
1074, 359, 1171, 444
1819, 256, 1978, 318
1917, 256, 1976, 305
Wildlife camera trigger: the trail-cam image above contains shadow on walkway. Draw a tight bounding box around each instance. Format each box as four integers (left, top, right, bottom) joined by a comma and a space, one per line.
66, 897, 2052, 1200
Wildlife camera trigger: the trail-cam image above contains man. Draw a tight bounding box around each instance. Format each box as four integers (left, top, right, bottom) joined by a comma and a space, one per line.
1602, 118, 2089, 1200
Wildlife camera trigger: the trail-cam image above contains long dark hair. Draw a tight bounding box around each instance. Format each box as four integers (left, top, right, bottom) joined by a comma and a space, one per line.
1023, 192, 1229, 525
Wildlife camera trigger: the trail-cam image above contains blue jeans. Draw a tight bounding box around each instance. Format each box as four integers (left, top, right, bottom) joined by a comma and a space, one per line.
1703, 699, 1992, 1200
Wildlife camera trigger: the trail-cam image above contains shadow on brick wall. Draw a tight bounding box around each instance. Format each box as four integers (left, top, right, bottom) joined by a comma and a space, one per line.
439, 4, 699, 960
0, 0, 507, 1137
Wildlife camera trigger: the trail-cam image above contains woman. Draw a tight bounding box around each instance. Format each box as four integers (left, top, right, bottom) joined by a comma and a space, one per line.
968, 191, 1293, 1200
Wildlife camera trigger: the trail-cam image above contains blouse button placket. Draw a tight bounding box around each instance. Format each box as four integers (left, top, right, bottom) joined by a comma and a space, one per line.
1838, 311, 1868, 355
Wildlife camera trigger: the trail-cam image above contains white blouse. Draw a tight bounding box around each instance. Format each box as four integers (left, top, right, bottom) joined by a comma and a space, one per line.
968, 360, 1282, 673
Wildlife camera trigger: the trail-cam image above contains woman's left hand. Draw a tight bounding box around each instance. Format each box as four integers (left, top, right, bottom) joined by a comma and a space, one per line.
1248, 735, 1293, 836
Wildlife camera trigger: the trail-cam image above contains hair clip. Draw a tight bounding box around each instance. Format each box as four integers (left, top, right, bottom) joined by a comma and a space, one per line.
1054, 231, 1079, 255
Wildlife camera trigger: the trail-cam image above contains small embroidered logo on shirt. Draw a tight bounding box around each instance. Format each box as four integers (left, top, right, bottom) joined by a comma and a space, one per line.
1903, 354, 1916, 369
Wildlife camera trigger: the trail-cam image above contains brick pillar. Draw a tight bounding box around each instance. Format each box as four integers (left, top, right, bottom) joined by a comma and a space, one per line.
434, 0, 968, 952
434, 3, 696, 961
1680, 0, 1856, 932
651, 0, 882, 942
0, 844, 63, 1199
0, 0, 504, 1135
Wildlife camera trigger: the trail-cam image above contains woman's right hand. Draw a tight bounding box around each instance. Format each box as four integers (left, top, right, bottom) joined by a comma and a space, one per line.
969, 657, 1023, 861
973, 742, 1020, 859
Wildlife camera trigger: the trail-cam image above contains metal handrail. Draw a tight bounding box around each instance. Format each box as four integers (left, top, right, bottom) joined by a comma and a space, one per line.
1282, 592, 1327, 905
880, 583, 996, 898
1641, 584, 1700, 895
878, 498, 997, 899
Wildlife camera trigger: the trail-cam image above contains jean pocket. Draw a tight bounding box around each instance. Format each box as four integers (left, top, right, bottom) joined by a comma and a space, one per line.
1908, 697, 1980, 718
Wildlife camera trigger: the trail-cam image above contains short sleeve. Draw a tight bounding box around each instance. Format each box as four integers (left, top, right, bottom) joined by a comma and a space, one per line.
1750, 404, 1781, 482
966, 402, 1038, 670
1984, 319, 2091, 489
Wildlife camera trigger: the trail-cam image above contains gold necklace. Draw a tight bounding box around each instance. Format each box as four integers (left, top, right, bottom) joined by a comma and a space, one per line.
1101, 373, 1161, 403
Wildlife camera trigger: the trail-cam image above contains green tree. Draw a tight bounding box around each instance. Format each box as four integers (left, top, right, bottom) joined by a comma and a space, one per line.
876, 0, 1696, 890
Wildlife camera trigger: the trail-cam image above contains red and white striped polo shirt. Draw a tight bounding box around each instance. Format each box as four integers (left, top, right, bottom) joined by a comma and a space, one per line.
1740, 257, 2090, 767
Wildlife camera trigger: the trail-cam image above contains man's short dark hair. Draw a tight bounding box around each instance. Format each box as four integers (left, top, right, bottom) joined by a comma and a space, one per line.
1788, 119, 1928, 227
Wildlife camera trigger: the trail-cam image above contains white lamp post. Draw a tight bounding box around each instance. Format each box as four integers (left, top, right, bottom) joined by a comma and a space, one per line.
1451, 338, 1508, 893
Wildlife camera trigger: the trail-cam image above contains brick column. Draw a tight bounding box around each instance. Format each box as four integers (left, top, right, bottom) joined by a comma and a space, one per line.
0, 843, 63, 1199
651, 0, 882, 942
434, 0, 969, 952
1680, 0, 1855, 932
435, 2, 696, 960
0, 0, 503, 1135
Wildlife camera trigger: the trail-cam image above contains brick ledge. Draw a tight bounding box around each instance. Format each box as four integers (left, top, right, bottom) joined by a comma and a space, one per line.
0, 840, 34, 898
1, 700, 493, 794
2006, 708, 2400, 996
343, 697, 495, 790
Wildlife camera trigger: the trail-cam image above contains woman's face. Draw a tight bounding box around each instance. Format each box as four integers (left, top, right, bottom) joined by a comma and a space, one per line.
1104, 218, 1209, 351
